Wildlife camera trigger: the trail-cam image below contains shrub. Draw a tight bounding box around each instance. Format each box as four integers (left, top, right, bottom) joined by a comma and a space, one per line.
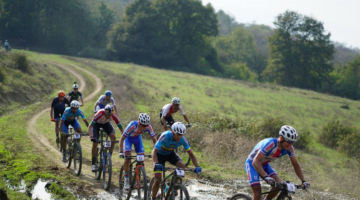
10, 53, 32, 74
339, 131, 360, 157
0, 69, 5, 82
318, 120, 354, 148
296, 129, 311, 150
253, 116, 285, 139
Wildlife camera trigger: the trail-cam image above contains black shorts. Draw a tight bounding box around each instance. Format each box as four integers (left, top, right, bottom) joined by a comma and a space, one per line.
92, 122, 115, 141
159, 109, 175, 126
157, 151, 183, 167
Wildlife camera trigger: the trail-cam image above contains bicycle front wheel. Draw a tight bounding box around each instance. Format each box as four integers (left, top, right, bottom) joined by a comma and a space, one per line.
169, 184, 190, 200
73, 142, 82, 176
95, 147, 102, 180
65, 139, 72, 168
276, 195, 292, 200
229, 193, 252, 200
136, 166, 147, 200
102, 152, 112, 190
147, 177, 155, 200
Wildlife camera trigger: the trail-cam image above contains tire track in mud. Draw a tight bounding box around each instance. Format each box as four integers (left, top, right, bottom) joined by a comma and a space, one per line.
27, 61, 105, 194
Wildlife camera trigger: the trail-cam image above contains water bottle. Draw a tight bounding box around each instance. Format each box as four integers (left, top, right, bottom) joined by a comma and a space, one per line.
164, 183, 169, 194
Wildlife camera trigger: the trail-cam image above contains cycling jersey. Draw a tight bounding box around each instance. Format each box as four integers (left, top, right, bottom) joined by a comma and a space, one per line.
68, 91, 82, 103
155, 131, 191, 155
91, 109, 121, 125
61, 107, 86, 121
122, 121, 155, 138
51, 97, 70, 119
95, 95, 115, 108
160, 104, 185, 117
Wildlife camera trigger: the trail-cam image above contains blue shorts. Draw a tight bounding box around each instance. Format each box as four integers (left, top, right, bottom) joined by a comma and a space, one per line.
62, 119, 81, 135
245, 160, 278, 187
123, 136, 145, 154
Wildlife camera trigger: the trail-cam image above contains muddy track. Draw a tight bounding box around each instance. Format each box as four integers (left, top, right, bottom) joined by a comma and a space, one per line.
27, 61, 105, 194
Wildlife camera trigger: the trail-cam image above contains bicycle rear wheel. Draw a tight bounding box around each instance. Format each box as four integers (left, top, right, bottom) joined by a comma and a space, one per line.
147, 177, 155, 200
169, 184, 190, 200
102, 152, 112, 190
229, 193, 252, 200
175, 147, 191, 167
136, 166, 147, 200
73, 142, 82, 176
95, 147, 102, 180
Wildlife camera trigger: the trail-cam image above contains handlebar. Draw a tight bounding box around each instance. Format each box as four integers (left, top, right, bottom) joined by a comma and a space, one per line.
164, 167, 195, 172
124, 155, 152, 159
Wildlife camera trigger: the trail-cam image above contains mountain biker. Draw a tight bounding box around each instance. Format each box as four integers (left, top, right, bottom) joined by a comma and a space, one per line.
150, 122, 202, 200
160, 97, 191, 131
67, 82, 84, 106
245, 125, 310, 200
50, 91, 71, 145
60, 100, 89, 162
4, 40, 9, 51
119, 113, 157, 189
88, 104, 124, 172
94, 90, 117, 115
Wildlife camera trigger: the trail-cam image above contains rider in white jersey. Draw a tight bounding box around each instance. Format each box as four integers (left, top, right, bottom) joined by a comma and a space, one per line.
159, 97, 191, 131
93, 90, 118, 115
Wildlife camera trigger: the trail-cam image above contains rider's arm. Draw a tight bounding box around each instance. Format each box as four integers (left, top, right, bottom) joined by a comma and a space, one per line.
93, 102, 99, 111
113, 105, 118, 115
88, 123, 93, 137
50, 107, 54, 119
83, 119, 89, 127
161, 116, 167, 131
119, 135, 126, 153
290, 156, 306, 182
59, 120, 64, 132
252, 151, 268, 178
152, 148, 159, 163
188, 151, 200, 167
80, 97, 84, 106
183, 114, 190, 124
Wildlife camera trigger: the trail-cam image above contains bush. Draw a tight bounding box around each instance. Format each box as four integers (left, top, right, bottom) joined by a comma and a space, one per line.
253, 116, 285, 139
0, 69, 5, 82
296, 129, 311, 150
318, 120, 354, 148
10, 53, 32, 74
339, 131, 360, 157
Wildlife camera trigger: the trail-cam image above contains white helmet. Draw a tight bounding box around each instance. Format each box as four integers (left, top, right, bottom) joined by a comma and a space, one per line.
70, 100, 80, 108
172, 97, 180, 104
171, 122, 186, 135
73, 83, 79, 89
279, 125, 298, 142
138, 113, 150, 125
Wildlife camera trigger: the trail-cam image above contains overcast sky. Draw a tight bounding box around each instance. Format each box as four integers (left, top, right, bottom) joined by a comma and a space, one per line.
202, 0, 360, 49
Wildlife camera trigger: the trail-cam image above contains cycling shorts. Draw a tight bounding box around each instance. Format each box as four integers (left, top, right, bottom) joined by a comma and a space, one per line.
245, 160, 277, 187
154, 151, 182, 176
92, 122, 115, 142
54, 110, 64, 121
159, 110, 174, 126
123, 136, 145, 154
62, 119, 81, 135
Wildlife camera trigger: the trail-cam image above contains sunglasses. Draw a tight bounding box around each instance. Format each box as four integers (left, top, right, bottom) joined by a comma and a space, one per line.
285, 140, 294, 144
140, 124, 149, 128
71, 107, 79, 110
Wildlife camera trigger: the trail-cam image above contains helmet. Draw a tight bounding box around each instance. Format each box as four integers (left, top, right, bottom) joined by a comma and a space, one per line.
172, 97, 180, 104
105, 90, 112, 97
70, 100, 80, 108
73, 83, 79, 89
171, 122, 186, 135
58, 90, 66, 97
138, 113, 150, 125
279, 125, 298, 142
104, 104, 113, 115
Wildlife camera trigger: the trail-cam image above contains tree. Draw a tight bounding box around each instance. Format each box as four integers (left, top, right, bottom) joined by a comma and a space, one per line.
335, 55, 360, 99
263, 11, 334, 90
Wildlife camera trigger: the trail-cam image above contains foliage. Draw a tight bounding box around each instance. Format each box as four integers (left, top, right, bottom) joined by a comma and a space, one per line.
339, 131, 360, 158
9, 53, 32, 74
318, 120, 354, 148
223, 62, 258, 81
216, 10, 238, 36
264, 11, 334, 90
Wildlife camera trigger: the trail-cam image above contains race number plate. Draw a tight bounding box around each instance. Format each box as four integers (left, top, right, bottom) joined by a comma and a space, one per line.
74, 133, 81, 139
286, 182, 296, 193
104, 141, 111, 147
175, 169, 185, 177
137, 155, 145, 161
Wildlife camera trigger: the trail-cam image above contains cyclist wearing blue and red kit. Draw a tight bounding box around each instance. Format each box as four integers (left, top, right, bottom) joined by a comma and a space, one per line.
245, 125, 310, 200
150, 122, 201, 200
119, 113, 157, 189
60, 100, 89, 162
88, 105, 124, 172
50, 90, 71, 144
160, 97, 191, 131
93, 90, 117, 115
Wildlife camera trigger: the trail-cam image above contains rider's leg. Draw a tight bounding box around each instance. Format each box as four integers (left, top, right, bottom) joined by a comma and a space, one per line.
245, 161, 262, 200
123, 137, 133, 188
109, 133, 116, 154
251, 185, 262, 200
152, 155, 164, 199
55, 120, 60, 139
103, 122, 116, 154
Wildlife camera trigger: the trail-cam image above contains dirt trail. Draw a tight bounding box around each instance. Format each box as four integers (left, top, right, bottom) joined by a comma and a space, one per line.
27, 61, 105, 193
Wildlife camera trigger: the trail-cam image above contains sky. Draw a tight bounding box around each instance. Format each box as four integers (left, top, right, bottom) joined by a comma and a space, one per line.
201, 0, 360, 49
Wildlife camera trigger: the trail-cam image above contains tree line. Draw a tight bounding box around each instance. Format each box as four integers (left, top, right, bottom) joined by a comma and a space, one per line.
1, 0, 360, 99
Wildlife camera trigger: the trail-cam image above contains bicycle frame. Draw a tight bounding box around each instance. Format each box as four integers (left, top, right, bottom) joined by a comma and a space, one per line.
161, 167, 193, 200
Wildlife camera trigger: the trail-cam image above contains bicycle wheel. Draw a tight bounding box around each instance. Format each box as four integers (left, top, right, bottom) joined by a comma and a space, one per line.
65, 140, 72, 168
147, 177, 155, 200
175, 147, 191, 167
102, 152, 112, 190
276, 195, 292, 200
229, 193, 252, 200
119, 165, 126, 197
73, 142, 82, 176
95, 147, 102, 180
169, 184, 190, 200
136, 166, 147, 200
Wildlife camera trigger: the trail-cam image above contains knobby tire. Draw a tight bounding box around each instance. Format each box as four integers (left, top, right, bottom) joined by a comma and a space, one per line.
229, 193, 252, 200
169, 184, 190, 200
73, 142, 82, 176
102, 152, 112, 190
95, 147, 102, 180
136, 166, 148, 200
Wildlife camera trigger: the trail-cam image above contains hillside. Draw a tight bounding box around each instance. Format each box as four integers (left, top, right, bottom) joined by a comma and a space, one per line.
0, 50, 359, 199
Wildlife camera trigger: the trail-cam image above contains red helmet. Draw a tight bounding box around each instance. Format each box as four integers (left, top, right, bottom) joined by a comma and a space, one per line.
58, 90, 66, 97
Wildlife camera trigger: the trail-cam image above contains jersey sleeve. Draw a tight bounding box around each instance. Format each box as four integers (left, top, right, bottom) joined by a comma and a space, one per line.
61, 109, 69, 120
260, 140, 276, 156
179, 106, 185, 115
51, 98, 57, 108
111, 97, 116, 106
147, 125, 156, 138
78, 109, 86, 119
64, 98, 71, 106
155, 133, 166, 150
181, 137, 191, 152
287, 146, 296, 157
123, 121, 136, 137
96, 95, 103, 103
161, 104, 171, 116
78, 91, 83, 97
111, 114, 121, 124
93, 110, 104, 123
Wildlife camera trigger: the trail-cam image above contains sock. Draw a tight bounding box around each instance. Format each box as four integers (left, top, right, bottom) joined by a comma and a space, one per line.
124, 172, 129, 181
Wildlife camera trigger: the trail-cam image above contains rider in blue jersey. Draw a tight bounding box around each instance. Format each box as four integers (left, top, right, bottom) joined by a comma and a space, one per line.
245, 125, 310, 200
59, 100, 89, 162
119, 113, 157, 189
93, 90, 117, 115
50, 91, 70, 144
150, 122, 202, 200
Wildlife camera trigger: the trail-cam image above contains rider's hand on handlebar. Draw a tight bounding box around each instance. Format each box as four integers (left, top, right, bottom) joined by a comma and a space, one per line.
93, 110, 97, 113
195, 166, 202, 175
90, 137, 96, 142
186, 123, 192, 128
51, 118, 56, 122
301, 181, 310, 189
264, 176, 275, 186
119, 151, 125, 158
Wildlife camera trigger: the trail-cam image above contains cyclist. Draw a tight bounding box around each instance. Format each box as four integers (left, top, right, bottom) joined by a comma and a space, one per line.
93, 90, 117, 115
245, 125, 310, 200
119, 113, 157, 189
59, 100, 89, 162
67, 82, 84, 106
4, 40, 9, 51
160, 97, 191, 131
50, 91, 71, 144
150, 122, 202, 200
88, 104, 124, 172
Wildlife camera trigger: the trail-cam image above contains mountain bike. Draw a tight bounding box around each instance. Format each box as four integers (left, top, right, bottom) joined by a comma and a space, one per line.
93, 128, 119, 190
148, 167, 196, 200
228, 181, 306, 200
119, 154, 152, 200
166, 123, 192, 167
62, 125, 88, 176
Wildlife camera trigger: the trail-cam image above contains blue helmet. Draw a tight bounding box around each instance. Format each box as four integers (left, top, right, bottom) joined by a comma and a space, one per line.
105, 90, 112, 97
104, 104, 113, 115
